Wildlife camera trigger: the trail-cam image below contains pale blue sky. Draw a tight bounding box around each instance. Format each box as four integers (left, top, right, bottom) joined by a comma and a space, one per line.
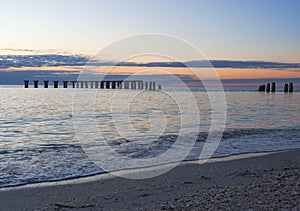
1, 0, 299, 62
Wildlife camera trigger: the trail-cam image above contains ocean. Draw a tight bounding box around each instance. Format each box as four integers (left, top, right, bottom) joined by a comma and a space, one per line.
0, 87, 299, 187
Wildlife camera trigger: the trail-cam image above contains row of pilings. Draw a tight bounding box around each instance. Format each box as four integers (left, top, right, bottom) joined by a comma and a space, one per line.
258, 82, 294, 92
24, 80, 162, 90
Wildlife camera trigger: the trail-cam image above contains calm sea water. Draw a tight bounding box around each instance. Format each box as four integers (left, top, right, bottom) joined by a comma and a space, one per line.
0, 87, 299, 187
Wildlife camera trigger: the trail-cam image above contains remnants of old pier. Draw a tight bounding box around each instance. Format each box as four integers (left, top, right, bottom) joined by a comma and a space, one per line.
24, 80, 162, 90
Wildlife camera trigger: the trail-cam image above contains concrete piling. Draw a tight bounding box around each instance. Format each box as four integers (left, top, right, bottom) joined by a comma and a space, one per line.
130, 81, 134, 89
106, 81, 110, 89
135, 81, 138, 89
112, 81, 116, 89
127, 81, 130, 89
158, 85, 162, 90
289, 83, 294, 92
138, 81, 143, 89
149, 82, 153, 90
85, 81, 88, 88
34, 80, 39, 88
90, 81, 94, 89
258, 84, 266, 92
71, 81, 76, 88
117, 81, 122, 89
95, 81, 99, 89
124, 81, 129, 89
24, 80, 29, 88
257, 85, 261, 91
145, 82, 148, 90
63, 81, 68, 88
284, 83, 288, 92
100, 81, 104, 89
153, 82, 156, 90
43, 80, 49, 88
138, 81, 142, 89
266, 83, 270, 92
271, 82, 276, 92
53, 81, 59, 88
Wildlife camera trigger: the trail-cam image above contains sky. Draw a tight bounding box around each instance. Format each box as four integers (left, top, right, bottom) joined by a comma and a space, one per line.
0, 0, 300, 84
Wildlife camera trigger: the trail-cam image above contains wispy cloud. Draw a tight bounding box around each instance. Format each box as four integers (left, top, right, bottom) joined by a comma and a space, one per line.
0, 48, 74, 55
2, 48, 36, 52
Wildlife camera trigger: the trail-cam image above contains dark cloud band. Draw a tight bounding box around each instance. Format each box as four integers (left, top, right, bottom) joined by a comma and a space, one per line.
0, 54, 300, 69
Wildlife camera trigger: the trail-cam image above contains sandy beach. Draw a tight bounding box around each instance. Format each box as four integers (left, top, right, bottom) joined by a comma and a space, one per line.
0, 149, 299, 210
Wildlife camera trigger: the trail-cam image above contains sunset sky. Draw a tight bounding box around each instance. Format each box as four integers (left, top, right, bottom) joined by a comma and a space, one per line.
0, 0, 299, 85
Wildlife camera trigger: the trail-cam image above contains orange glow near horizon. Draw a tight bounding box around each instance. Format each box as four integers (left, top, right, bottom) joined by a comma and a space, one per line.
2, 65, 300, 80
215, 68, 300, 79
93, 66, 300, 80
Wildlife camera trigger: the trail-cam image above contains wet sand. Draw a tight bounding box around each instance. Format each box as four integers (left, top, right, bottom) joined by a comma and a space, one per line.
0, 150, 299, 210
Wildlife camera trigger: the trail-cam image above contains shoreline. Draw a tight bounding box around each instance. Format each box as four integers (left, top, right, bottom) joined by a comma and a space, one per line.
0, 150, 278, 190
1, 149, 299, 210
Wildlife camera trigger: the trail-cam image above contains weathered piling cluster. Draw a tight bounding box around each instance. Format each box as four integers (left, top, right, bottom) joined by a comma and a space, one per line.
284, 82, 294, 93
258, 82, 294, 93
258, 83, 275, 92
24, 80, 161, 90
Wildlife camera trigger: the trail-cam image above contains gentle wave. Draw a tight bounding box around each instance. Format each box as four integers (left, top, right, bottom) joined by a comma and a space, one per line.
1, 127, 299, 188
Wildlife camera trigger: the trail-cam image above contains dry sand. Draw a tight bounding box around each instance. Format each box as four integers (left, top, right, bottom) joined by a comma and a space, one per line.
0, 150, 299, 210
